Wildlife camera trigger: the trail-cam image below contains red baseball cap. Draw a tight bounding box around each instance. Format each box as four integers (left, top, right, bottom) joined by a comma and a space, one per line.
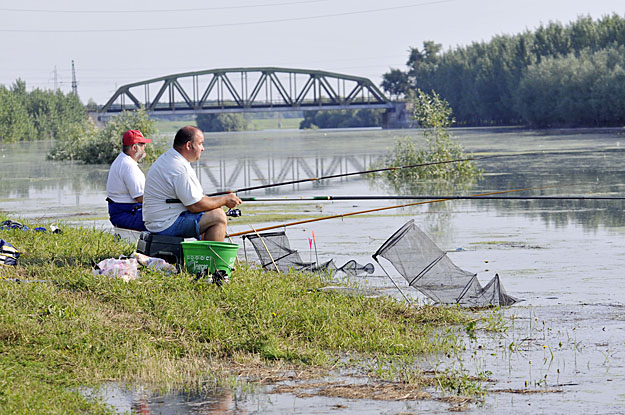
122, 130, 152, 146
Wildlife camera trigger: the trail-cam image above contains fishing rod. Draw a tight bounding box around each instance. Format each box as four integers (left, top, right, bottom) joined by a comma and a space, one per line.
166, 147, 622, 203
227, 185, 560, 238
240, 195, 625, 201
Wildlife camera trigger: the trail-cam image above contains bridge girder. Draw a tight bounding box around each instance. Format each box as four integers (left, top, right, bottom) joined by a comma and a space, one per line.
99, 67, 392, 115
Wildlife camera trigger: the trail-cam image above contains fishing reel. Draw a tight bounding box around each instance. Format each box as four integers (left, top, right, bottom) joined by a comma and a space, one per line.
226, 208, 242, 217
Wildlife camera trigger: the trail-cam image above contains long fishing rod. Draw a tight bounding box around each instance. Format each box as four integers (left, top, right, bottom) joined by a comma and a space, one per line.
227, 185, 559, 238
166, 147, 622, 203
240, 195, 625, 201
166, 155, 493, 203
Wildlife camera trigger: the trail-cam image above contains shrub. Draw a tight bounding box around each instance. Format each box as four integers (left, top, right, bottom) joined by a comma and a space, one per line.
47, 108, 163, 165
377, 90, 480, 192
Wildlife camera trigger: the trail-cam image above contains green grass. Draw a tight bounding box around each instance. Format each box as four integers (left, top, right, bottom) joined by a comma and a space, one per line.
0, 215, 478, 413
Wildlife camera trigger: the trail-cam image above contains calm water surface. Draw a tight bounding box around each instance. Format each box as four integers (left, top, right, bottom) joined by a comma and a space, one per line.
2, 127, 625, 414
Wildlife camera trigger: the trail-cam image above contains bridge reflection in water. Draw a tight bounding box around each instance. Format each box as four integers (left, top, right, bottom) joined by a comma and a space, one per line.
195, 154, 377, 194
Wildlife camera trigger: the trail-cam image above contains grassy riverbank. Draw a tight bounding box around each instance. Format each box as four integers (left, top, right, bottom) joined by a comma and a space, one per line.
1, 216, 484, 413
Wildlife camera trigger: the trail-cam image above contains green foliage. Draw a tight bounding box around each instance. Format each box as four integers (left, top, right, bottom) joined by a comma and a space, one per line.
381, 69, 410, 99
47, 108, 162, 165
27, 88, 87, 140
378, 90, 480, 192
196, 113, 248, 132
299, 109, 383, 129
517, 46, 625, 127
45, 119, 98, 161
383, 14, 625, 127
0, 79, 88, 143
0, 84, 37, 142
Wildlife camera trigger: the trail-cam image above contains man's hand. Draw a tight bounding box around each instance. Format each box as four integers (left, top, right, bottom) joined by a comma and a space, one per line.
187, 193, 242, 213
223, 193, 242, 209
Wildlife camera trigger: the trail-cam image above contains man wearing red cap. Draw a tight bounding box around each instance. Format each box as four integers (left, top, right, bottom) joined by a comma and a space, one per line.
106, 129, 152, 231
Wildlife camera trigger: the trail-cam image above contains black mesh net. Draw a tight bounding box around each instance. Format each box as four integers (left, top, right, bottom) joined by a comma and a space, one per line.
242, 231, 374, 276
373, 220, 519, 306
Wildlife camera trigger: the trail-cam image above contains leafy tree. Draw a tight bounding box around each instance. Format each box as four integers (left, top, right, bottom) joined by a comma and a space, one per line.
27, 89, 87, 139
47, 107, 160, 164
299, 109, 383, 129
381, 69, 410, 99
196, 113, 248, 132
383, 14, 625, 127
0, 79, 88, 142
0, 85, 36, 142
378, 90, 479, 193
517, 46, 625, 127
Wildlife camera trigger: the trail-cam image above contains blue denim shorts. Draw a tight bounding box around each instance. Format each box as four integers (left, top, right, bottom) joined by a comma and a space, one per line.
155, 211, 204, 239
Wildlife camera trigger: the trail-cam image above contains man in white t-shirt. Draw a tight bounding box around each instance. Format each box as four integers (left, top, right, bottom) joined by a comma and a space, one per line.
143, 126, 241, 241
106, 129, 152, 231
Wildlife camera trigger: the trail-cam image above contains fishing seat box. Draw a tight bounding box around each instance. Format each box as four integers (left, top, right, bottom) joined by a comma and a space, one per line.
136, 232, 184, 266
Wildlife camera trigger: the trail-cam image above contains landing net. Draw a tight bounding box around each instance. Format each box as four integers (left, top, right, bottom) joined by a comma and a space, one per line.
242, 231, 374, 276
373, 220, 519, 306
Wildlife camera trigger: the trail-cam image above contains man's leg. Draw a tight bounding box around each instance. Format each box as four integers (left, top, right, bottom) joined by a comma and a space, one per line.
198, 208, 228, 241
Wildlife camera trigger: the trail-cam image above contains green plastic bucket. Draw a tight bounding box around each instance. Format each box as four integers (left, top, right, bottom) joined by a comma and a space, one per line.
181, 241, 239, 277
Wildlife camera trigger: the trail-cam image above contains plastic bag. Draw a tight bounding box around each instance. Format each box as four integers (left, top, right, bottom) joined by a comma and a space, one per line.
132, 252, 177, 274
93, 258, 138, 282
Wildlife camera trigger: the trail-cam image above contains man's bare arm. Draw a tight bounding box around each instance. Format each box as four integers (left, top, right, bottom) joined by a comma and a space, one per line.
187, 193, 241, 213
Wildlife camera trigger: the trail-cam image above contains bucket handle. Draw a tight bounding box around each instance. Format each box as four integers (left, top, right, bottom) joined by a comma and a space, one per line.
207, 245, 235, 272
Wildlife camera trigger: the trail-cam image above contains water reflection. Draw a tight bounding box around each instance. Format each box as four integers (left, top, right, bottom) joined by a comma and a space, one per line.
0, 130, 624, 231
82, 383, 239, 415
196, 154, 376, 195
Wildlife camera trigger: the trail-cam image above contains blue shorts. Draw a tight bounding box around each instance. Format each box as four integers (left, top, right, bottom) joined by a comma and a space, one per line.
155, 211, 204, 239
108, 202, 147, 232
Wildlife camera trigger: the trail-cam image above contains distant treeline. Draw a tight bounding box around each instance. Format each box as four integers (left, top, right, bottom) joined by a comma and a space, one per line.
299, 109, 383, 129
382, 14, 625, 127
0, 80, 87, 142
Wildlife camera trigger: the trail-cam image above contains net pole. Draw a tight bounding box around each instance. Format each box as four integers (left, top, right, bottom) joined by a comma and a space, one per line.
373, 257, 412, 304
250, 225, 280, 273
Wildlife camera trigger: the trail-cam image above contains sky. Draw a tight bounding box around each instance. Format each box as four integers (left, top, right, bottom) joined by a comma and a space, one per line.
1, 0, 624, 104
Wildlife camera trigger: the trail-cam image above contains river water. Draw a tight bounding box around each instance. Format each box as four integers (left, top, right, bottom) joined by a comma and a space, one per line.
2, 127, 625, 414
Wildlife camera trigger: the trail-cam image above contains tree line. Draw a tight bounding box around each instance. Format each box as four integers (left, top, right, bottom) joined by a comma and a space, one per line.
382, 14, 625, 127
0, 80, 86, 142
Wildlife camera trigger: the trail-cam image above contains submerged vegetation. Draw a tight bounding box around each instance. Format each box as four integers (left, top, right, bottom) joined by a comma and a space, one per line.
374, 90, 481, 193
47, 107, 165, 165
0, 215, 504, 413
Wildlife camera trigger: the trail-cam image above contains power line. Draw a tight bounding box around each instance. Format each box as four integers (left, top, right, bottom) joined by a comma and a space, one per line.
0, 0, 327, 14
0, 0, 456, 33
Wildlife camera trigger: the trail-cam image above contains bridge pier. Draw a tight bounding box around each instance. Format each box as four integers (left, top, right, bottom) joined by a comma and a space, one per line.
383, 102, 415, 129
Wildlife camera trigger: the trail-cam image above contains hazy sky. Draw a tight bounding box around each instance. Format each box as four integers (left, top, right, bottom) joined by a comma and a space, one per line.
1, 0, 624, 104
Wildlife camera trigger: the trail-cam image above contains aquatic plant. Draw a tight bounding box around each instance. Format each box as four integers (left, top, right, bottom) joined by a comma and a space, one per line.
47, 107, 165, 165
373, 90, 481, 194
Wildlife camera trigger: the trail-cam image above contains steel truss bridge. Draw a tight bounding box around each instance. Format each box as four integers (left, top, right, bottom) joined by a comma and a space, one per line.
99, 67, 393, 115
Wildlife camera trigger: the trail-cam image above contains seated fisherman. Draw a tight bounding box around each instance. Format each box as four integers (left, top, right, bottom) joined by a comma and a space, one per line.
143, 126, 241, 242
106, 129, 152, 231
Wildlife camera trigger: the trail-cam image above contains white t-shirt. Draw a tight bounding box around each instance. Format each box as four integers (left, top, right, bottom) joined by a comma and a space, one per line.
106, 152, 145, 203
143, 148, 205, 232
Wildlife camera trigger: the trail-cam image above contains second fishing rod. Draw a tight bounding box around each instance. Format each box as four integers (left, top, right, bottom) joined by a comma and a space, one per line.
166, 147, 621, 204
